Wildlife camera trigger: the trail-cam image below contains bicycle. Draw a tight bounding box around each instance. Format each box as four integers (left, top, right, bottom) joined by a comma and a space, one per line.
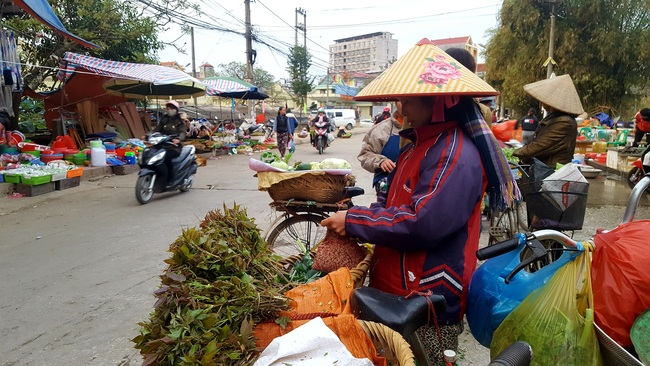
475, 173, 650, 366
351, 282, 533, 366
264, 186, 364, 258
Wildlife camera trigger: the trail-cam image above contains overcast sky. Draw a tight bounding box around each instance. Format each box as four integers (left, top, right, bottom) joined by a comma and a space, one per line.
154, 0, 504, 80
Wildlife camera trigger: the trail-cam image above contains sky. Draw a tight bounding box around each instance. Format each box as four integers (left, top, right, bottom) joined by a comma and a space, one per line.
153, 0, 504, 81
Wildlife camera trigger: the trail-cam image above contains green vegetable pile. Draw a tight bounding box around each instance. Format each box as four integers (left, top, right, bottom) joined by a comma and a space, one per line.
133, 204, 290, 365
283, 252, 324, 284
502, 147, 519, 164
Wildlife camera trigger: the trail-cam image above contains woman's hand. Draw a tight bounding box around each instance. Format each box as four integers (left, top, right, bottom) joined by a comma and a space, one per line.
321, 211, 347, 236
172, 138, 180, 145
380, 159, 396, 173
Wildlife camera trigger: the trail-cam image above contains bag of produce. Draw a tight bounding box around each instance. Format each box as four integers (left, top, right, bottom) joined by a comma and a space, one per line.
313, 230, 365, 273
491, 250, 602, 366
592, 220, 650, 347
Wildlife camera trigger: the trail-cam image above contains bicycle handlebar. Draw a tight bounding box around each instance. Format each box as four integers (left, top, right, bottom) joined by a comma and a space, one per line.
489, 341, 533, 366
476, 236, 522, 261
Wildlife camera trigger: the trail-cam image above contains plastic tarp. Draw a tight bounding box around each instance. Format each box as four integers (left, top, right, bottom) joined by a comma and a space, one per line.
57, 52, 206, 99
13, 0, 99, 49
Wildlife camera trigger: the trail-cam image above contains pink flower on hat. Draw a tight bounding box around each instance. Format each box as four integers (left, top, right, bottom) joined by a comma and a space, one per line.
418, 55, 462, 86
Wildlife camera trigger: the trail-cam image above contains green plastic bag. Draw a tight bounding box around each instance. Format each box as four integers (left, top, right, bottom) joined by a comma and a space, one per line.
490, 250, 603, 366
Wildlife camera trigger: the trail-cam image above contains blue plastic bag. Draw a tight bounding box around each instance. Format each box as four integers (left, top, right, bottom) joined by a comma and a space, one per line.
467, 240, 581, 347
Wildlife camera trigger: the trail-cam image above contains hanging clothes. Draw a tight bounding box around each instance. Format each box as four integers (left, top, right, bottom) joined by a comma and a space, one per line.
0, 30, 22, 117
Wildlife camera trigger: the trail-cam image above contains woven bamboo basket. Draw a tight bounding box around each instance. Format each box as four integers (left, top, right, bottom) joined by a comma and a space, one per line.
279, 246, 373, 288
267, 172, 348, 203
358, 320, 416, 366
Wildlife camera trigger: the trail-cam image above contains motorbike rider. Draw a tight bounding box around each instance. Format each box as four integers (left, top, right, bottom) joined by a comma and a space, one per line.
151, 101, 186, 186
310, 108, 330, 145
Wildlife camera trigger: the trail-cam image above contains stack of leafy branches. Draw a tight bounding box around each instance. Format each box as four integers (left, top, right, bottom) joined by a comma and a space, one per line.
133, 204, 290, 365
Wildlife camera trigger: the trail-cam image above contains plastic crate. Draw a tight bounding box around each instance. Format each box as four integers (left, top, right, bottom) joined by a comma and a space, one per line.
22, 175, 52, 186
520, 180, 589, 230
67, 168, 84, 178
50, 171, 68, 181
5, 174, 21, 184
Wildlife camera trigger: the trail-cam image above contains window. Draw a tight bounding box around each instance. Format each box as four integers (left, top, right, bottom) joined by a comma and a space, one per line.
335, 112, 343, 117
344, 45, 347, 49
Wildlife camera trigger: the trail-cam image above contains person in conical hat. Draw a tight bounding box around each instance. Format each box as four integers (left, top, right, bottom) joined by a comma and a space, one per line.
513, 74, 584, 168
322, 39, 520, 364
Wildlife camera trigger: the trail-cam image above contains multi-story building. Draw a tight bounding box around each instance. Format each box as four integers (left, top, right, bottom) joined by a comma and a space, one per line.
329, 32, 398, 74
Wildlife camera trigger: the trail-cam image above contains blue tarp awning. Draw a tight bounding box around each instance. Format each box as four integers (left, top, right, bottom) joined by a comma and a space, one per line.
14, 0, 100, 49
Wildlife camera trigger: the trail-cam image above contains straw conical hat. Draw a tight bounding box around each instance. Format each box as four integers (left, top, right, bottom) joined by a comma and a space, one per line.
354, 39, 498, 101
523, 74, 584, 115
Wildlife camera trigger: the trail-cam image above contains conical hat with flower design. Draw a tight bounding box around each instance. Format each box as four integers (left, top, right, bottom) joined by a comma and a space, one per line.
354, 39, 498, 101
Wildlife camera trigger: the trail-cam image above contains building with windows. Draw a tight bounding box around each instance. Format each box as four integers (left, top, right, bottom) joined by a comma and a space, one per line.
329, 32, 398, 74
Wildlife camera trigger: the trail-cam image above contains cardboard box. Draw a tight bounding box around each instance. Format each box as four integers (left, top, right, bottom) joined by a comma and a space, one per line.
55, 177, 81, 190
15, 182, 56, 197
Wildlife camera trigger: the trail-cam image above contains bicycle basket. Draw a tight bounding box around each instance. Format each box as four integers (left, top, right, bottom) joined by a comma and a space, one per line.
520, 180, 589, 230
260, 172, 350, 203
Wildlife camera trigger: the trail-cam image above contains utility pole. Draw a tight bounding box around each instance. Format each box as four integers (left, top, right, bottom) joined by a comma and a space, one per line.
546, 0, 558, 79
296, 8, 306, 47
326, 68, 330, 107
191, 27, 198, 118
244, 0, 254, 84
244, 0, 254, 118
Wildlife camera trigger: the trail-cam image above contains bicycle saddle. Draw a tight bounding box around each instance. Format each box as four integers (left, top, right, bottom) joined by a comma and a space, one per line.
351, 287, 447, 337
343, 186, 365, 198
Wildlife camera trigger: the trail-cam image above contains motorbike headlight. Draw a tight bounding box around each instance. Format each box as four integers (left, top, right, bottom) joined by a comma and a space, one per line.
148, 150, 166, 165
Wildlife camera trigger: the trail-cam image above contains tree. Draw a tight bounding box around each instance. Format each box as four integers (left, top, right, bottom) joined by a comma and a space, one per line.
286, 46, 314, 110
7, 0, 194, 91
485, 0, 650, 117
216, 61, 275, 91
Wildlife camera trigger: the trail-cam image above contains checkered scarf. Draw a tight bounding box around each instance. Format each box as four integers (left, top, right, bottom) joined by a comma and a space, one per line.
453, 98, 521, 211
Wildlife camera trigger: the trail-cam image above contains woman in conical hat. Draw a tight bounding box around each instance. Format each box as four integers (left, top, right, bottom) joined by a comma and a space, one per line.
513, 74, 584, 168
322, 39, 520, 364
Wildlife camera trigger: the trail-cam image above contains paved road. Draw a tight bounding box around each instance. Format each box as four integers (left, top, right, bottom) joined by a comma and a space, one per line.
1, 128, 649, 365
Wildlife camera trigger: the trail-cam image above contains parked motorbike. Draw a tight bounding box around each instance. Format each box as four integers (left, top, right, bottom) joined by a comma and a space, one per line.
312, 120, 330, 154
627, 145, 650, 192
135, 133, 198, 204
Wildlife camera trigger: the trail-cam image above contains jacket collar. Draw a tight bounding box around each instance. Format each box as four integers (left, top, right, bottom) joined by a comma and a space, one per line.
399, 121, 458, 146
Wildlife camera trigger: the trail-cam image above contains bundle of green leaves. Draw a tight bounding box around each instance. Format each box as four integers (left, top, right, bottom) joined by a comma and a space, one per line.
133, 204, 290, 365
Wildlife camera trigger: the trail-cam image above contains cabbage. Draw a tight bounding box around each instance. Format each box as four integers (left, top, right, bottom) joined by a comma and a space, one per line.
270, 161, 290, 170
310, 162, 321, 170
319, 158, 351, 170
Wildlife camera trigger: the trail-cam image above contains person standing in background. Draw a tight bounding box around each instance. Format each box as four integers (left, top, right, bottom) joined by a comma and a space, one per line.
516, 108, 539, 144
633, 108, 650, 147
273, 107, 290, 158
357, 102, 403, 195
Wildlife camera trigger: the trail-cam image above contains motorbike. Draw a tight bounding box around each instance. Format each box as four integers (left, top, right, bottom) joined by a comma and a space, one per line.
627, 144, 650, 193
135, 133, 198, 204
312, 120, 331, 155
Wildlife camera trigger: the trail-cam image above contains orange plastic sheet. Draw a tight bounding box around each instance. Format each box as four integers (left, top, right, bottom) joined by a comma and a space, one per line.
592, 220, 650, 347
491, 119, 518, 142
254, 268, 386, 366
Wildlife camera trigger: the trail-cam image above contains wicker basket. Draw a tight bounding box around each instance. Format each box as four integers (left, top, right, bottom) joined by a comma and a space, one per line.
279, 246, 373, 288
358, 320, 416, 366
267, 172, 348, 203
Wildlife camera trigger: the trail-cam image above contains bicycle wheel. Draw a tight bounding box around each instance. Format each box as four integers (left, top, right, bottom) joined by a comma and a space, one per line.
266, 214, 328, 258
488, 206, 518, 246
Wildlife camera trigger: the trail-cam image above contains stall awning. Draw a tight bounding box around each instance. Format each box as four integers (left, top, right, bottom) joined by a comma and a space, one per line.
13, 0, 100, 49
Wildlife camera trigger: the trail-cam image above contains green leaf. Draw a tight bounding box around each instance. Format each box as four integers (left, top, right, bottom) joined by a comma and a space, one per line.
275, 316, 291, 330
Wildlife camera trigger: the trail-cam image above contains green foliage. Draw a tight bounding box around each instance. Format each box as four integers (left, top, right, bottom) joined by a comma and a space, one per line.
6, 0, 192, 91
216, 61, 276, 92
18, 97, 46, 132
286, 46, 315, 110
133, 204, 289, 366
486, 0, 650, 117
